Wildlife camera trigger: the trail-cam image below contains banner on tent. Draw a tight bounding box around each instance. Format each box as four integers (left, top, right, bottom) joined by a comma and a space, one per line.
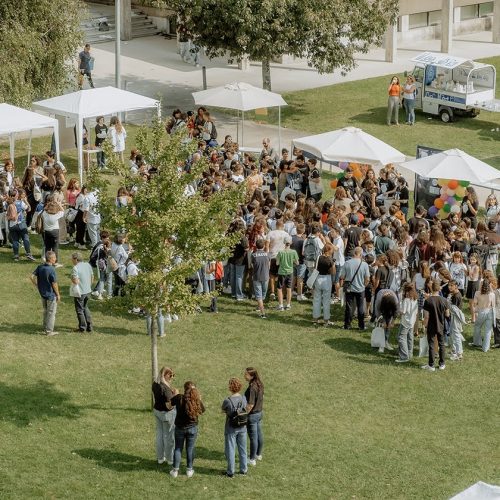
414, 145, 470, 219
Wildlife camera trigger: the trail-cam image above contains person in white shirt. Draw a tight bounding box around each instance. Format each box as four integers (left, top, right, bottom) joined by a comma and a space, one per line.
71, 252, 94, 332
265, 220, 289, 300
41, 199, 65, 266
329, 225, 345, 302
108, 116, 127, 162
86, 190, 101, 248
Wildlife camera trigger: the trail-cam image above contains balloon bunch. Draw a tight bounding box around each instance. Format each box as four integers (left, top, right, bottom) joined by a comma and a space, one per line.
329, 162, 364, 189
427, 179, 470, 219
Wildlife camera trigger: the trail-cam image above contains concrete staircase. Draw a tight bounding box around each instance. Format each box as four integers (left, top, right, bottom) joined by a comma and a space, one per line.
82, 4, 159, 44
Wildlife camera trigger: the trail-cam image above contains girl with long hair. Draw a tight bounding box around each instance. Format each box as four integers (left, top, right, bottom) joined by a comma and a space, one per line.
396, 283, 418, 363
471, 279, 495, 352
108, 116, 127, 161
244, 367, 264, 465
168, 380, 205, 478
466, 253, 481, 322
152, 367, 177, 466
461, 186, 479, 229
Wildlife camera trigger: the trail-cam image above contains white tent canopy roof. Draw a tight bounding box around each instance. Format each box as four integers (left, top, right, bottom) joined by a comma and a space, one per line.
450, 481, 500, 499
400, 148, 500, 184
192, 82, 287, 111
33, 86, 159, 119
292, 127, 406, 166
0, 103, 59, 135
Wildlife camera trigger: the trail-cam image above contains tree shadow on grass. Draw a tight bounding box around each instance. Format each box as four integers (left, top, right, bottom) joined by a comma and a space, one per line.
0, 321, 140, 337
74, 448, 222, 475
324, 336, 374, 355
194, 446, 226, 461
0, 381, 80, 427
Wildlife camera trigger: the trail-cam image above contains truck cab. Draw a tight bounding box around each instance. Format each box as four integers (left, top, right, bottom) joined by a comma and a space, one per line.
406, 52, 499, 122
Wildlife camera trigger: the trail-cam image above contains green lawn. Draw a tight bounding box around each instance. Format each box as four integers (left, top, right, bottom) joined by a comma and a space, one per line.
1, 66, 500, 499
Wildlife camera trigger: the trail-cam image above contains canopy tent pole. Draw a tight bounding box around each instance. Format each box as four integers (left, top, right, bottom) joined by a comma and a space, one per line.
241, 111, 244, 147
278, 106, 281, 153
236, 110, 239, 143
77, 116, 84, 184
27, 130, 32, 167
9, 133, 14, 161
53, 122, 60, 162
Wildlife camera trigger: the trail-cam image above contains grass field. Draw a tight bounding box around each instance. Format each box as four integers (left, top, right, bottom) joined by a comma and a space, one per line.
1, 64, 500, 499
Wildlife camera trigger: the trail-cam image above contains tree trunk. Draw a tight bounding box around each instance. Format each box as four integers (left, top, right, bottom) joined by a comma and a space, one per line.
150, 312, 158, 408
262, 59, 271, 90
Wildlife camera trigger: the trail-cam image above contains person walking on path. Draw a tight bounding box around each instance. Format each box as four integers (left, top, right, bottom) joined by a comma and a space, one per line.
78, 44, 95, 89
168, 381, 205, 478
340, 246, 370, 330
152, 367, 177, 466
386, 76, 401, 126
222, 377, 248, 478
31, 250, 60, 336
422, 280, 450, 372
71, 252, 94, 333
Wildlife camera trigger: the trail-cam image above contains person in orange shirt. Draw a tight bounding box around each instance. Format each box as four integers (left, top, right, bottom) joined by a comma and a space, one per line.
387, 76, 401, 126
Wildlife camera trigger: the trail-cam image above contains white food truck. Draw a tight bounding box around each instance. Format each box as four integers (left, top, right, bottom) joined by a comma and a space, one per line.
406, 51, 500, 122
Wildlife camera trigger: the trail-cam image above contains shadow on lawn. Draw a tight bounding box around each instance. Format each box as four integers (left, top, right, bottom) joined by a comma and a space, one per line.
0, 321, 139, 337
74, 448, 222, 475
0, 381, 80, 426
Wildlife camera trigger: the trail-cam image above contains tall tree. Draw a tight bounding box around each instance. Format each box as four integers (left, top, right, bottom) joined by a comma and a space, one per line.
0, 0, 83, 106
171, 0, 399, 90
90, 122, 244, 381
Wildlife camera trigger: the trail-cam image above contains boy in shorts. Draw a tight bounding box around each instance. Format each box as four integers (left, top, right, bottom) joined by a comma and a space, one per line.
276, 235, 299, 311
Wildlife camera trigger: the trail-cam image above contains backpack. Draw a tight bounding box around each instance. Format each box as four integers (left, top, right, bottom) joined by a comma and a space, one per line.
303, 236, 320, 262
209, 121, 218, 140
228, 397, 248, 428
6, 202, 17, 222
386, 266, 401, 293
214, 261, 224, 281
89, 243, 102, 268
407, 243, 421, 272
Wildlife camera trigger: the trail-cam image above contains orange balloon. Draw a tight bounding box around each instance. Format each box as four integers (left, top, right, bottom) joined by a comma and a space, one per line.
447, 179, 459, 190
434, 198, 444, 209
330, 179, 338, 189
353, 170, 363, 180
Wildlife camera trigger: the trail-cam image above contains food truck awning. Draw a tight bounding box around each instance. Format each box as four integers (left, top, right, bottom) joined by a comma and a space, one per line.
411, 52, 471, 69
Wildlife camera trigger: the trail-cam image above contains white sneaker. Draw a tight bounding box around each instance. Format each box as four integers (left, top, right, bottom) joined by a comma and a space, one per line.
172, 314, 179, 321
248, 459, 257, 466
421, 365, 436, 372
276, 304, 284, 311
222, 286, 232, 294
438, 364, 446, 371
158, 458, 166, 464
256, 455, 263, 461
97, 293, 104, 301
270, 293, 276, 300
378, 346, 384, 353
385, 342, 394, 351
186, 468, 194, 478
165, 314, 172, 323
91, 291, 100, 298
169, 469, 178, 478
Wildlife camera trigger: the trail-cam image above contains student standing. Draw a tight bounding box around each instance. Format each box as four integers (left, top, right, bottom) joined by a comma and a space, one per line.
387, 76, 401, 126
31, 251, 60, 336
471, 279, 495, 352
275, 235, 299, 311
244, 368, 264, 466
78, 43, 95, 89
251, 239, 271, 318
422, 280, 450, 372
169, 381, 205, 478
95, 116, 108, 169
152, 367, 177, 466
396, 283, 418, 363
71, 252, 94, 333
222, 377, 248, 478
312, 243, 335, 326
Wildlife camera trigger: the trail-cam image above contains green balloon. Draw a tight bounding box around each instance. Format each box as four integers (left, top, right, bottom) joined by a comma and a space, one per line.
459, 180, 470, 187
454, 194, 461, 201
443, 204, 451, 213
336, 173, 345, 179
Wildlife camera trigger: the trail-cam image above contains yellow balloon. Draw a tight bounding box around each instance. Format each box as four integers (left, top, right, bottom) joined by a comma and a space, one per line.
455, 186, 465, 197
437, 178, 449, 187
438, 208, 448, 219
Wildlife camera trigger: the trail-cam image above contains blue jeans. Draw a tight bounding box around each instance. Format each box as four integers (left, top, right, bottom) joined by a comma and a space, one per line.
230, 263, 245, 299
225, 427, 247, 474
397, 324, 414, 360
96, 150, 106, 168
404, 98, 415, 124
247, 412, 263, 460
173, 425, 198, 470
473, 309, 493, 352
10, 223, 31, 257
94, 268, 108, 295
154, 408, 176, 462
146, 310, 164, 336
313, 275, 332, 320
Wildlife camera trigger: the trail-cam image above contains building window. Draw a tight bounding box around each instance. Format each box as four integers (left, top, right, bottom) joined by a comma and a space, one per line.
428, 10, 442, 26
479, 2, 493, 16
461, 4, 479, 20
409, 12, 429, 29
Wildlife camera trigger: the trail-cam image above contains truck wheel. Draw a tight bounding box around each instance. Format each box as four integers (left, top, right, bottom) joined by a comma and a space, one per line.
439, 109, 453, 123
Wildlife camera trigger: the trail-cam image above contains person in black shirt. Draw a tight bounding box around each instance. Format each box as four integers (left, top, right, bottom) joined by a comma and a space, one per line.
460, 186, 479, 229
244, 367, 264, 466
422, 280, 450, 371
168, 380, 205, 478
152, 367, 176, 465
312, 243, 335, 325
407, 205, 430, 236
343, 214, 363, 258
394, 177, 410, 219
337, 168, 357, 198
95, 116, 108, 169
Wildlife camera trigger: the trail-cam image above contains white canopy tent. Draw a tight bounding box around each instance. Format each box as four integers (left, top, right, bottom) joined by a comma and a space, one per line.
400, 148, 500, 184
0, 103, 60, 165
192, 82, 287, 149
449, 481, 500, 499
292, 127, 406, 167
33, 87, 160, 182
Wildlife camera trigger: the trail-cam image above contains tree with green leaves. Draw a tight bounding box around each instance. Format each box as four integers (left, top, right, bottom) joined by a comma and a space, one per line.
89, 121, 244, 381
0, 0, 83, 106
170, 0, 398, 90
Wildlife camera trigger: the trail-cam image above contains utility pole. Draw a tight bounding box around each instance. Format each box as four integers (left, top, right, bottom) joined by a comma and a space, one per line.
115, 0, 121, 89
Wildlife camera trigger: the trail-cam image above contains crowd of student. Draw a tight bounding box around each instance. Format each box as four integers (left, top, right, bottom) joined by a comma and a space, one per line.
152, 366, 264, 478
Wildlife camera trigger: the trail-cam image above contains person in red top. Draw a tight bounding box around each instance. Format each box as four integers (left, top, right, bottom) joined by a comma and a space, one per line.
387, 76, 401, 126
